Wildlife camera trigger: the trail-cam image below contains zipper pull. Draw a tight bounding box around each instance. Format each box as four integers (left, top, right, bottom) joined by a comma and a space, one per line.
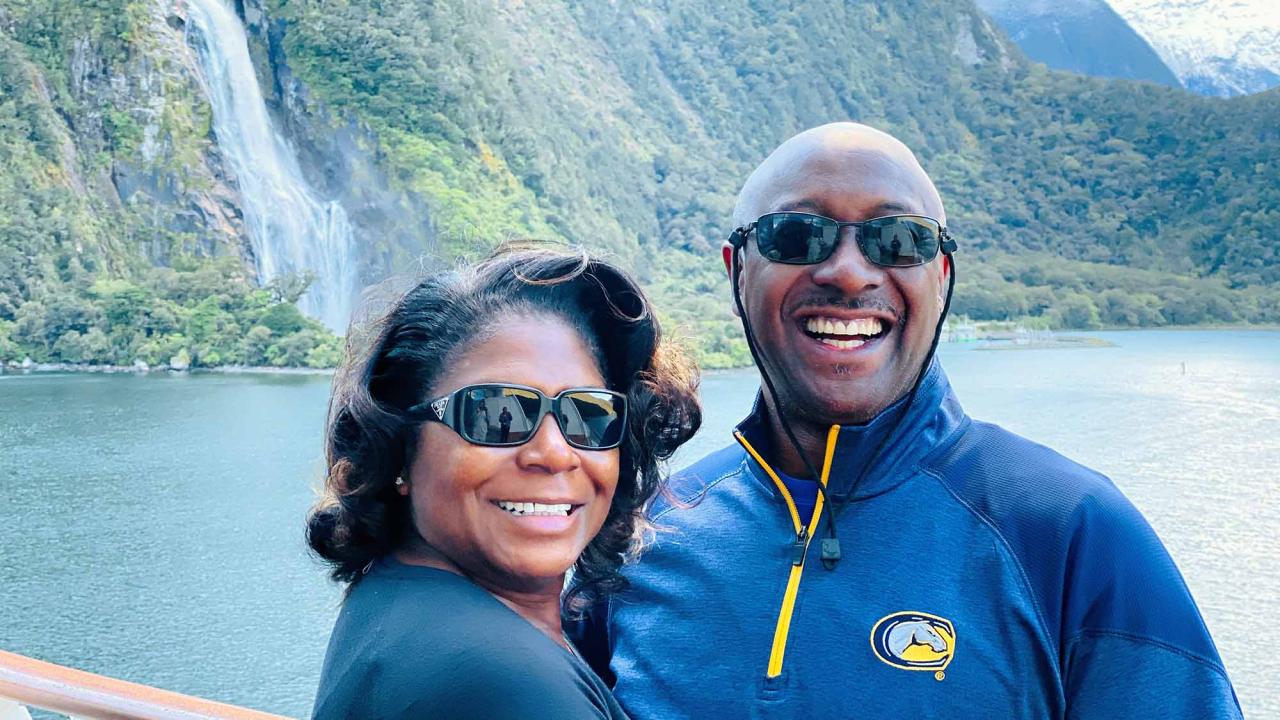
791, 528, 808, 566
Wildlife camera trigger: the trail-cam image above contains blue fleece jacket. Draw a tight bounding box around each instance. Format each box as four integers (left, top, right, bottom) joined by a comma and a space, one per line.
600, 361, 1241, 719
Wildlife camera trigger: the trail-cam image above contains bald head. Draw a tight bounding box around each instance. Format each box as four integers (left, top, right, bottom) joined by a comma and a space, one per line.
732, 123, 944, 227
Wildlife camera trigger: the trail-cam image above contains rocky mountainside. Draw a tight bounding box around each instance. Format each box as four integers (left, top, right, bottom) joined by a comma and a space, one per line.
1, 0, 1277, 369
1108, 0, 1280, 96
975, 0, 1180, 87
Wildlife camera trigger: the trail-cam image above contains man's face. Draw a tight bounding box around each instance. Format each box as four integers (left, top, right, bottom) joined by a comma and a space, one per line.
725, 146, 949, 426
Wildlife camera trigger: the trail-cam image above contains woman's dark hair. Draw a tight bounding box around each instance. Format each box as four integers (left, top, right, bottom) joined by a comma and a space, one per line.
306, 241, 701, 612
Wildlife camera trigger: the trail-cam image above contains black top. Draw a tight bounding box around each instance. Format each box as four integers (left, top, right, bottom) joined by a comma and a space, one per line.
311, 559, 628, 720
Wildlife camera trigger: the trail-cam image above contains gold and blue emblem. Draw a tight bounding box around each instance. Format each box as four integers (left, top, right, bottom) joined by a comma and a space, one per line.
870, 611, 956, 681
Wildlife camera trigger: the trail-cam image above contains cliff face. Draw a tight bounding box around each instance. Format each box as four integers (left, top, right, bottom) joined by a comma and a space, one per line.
0, 0, 245, 286
0, 0, 429, 306
236, 0, 433, 282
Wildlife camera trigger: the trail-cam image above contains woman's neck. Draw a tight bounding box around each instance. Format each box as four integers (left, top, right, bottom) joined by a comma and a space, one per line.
394, 541, 568, 649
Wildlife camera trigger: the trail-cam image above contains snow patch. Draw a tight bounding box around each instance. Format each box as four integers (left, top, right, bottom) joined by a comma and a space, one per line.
1107, 0, 1280, 96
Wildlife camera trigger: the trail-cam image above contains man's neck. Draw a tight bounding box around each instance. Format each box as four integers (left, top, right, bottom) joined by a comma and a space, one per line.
761, 401, 829, 479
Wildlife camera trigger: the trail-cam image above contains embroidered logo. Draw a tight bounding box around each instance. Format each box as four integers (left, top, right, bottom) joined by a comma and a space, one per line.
870, 611, 956, 681
430, 397, 449, 420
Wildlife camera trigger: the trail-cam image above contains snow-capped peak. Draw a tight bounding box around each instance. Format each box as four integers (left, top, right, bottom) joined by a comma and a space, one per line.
1106, 0, 1280, 96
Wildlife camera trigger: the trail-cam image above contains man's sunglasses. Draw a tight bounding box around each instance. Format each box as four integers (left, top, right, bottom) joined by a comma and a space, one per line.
728, 212, 956, 267
408, 383, 628, 451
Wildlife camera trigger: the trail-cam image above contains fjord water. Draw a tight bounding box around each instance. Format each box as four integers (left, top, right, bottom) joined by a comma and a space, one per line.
185, 0, 357, 331
0, 330, 1275, 718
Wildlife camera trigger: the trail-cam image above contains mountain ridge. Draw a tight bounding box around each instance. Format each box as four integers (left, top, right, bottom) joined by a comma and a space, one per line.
0, 0, 1276, 369
975, 0, 1181, 87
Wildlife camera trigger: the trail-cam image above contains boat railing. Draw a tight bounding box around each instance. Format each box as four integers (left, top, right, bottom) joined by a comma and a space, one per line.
0, 649, 292, 720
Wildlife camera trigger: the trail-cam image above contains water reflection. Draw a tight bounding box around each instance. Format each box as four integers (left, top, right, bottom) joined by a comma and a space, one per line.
1, 330, 1276, 717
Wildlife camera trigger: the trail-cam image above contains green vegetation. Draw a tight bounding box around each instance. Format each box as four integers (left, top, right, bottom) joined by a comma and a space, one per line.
1, 0, 1277, 369
953, 252, 1280, 329
265, 0, 1278, 366
0, 258, 341, 368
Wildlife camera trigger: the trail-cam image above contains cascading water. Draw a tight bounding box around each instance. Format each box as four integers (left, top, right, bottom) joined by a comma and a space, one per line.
184, 0, 356, 332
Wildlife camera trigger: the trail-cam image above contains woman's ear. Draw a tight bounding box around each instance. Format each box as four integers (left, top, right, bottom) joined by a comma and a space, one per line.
395, 475, 409, 495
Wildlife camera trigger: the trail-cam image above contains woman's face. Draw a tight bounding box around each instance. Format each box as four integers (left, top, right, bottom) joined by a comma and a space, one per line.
402, 315, 620, 592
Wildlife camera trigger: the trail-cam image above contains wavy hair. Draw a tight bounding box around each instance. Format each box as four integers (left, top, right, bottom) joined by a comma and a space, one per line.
306, 241, 701, 613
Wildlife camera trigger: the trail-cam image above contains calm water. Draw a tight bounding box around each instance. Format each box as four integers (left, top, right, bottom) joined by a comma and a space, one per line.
1, 330, 1276, 718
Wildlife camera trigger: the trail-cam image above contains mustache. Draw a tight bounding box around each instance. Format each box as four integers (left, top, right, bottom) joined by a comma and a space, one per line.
789, 294, 903, 323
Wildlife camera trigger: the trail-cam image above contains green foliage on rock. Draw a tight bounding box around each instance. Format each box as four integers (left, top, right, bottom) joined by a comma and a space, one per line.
3, 259, 340, 368
1, 0, 1277, 370
263, 0, 1277, 366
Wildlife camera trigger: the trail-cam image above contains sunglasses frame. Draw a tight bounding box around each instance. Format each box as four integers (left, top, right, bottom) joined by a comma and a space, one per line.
728, 211, 957, 267
407, 383, 628, 451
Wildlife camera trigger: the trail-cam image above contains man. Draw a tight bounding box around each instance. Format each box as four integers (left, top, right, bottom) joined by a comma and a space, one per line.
586, 123, 1241, 718
498, 405, 513, 443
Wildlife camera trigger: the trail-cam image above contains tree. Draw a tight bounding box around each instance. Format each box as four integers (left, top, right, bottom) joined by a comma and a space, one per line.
1051, 292, 1100, 329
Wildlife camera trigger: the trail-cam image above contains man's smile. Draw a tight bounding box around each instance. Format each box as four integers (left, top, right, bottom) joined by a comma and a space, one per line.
790, 304, 897, 360
800, 315, 889, 349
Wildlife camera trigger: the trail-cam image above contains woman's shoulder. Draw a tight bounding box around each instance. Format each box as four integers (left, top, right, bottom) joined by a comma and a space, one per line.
313, 562, 626, 719
341, 561, 534, 647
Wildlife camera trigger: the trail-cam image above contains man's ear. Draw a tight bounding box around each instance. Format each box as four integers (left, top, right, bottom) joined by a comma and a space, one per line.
936, 255, 951, 307
722, 244, 742, 318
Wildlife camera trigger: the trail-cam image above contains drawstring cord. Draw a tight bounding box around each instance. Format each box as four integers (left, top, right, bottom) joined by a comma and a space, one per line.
729, 246, 957, 570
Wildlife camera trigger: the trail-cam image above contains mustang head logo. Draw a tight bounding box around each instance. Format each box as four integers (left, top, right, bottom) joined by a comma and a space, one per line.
870, 611, 956, 680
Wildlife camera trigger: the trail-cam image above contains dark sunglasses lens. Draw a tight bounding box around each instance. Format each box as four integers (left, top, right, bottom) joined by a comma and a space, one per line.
461, 386, 541, 445
759, 214, 838, 264
861, 217, 940, 266
559, 391, 626, 449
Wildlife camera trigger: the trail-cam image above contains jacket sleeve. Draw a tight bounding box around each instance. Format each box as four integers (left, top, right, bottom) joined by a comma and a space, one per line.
1060, 484, 1242, 719
566, 596, 616, 687
1064, 631, 1241, 720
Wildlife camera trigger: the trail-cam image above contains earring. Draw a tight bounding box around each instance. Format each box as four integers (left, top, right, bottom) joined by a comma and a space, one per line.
394, 476, 405, 487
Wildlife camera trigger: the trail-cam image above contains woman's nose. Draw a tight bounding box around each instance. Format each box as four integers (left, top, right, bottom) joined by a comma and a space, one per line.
515, 413, 581, 474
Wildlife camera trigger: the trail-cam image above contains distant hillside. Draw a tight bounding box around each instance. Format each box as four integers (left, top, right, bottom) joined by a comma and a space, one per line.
975, 0, 1180, 87
0, 0, 1277, 369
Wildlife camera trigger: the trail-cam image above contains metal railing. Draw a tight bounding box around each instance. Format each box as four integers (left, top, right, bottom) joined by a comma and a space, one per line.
0, 650, 291, 720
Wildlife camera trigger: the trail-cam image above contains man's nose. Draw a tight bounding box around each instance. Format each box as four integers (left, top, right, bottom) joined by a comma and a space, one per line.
808, 228, 885, 293
515, 413, 581, 474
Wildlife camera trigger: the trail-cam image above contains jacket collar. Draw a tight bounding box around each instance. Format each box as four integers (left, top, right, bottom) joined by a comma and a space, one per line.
734, 358, 966, 502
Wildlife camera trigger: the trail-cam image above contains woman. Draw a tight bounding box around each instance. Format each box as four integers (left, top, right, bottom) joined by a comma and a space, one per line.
469, 398, 490, 442
308, 242, 700, 719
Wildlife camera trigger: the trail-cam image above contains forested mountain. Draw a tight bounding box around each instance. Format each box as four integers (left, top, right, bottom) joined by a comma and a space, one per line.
1, 0, 1276, 369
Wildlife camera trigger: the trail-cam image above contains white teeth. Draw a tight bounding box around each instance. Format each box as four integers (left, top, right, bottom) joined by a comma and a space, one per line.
496, 500, 572, 517
818, 337, 867, 350
805, 316, 884, 341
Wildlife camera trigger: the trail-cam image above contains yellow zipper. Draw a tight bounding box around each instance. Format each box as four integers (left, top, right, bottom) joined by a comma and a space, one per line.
734, 425, 839, 678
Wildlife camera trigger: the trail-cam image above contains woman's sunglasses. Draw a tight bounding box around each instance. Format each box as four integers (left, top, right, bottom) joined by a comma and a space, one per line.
408, 383, 628, 451
729, 212, 957, 267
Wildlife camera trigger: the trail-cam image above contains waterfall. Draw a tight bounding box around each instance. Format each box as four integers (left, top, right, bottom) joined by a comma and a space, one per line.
184, 0, 356, 332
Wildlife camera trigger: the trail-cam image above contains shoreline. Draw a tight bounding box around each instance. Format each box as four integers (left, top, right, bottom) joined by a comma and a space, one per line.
699, 324, 1279, 373
5, 325, 1276, 377
0, 361, 334, 377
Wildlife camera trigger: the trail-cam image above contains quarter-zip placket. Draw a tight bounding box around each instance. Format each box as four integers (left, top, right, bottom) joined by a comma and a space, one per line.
734, 425, 839, 678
